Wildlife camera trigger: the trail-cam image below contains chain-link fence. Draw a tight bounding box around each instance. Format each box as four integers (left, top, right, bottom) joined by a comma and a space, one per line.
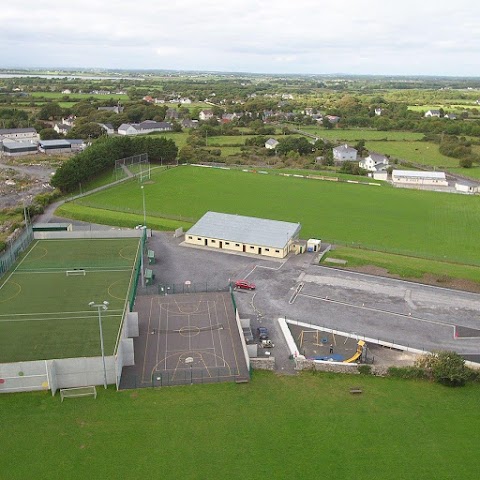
0, 225, 34, 276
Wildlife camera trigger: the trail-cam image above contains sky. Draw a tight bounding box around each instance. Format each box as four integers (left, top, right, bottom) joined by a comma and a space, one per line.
1, 0, 479, 76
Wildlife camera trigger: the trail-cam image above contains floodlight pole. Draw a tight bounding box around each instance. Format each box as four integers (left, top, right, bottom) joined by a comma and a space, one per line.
141, 185, 146, 227
89, 301, 109, 389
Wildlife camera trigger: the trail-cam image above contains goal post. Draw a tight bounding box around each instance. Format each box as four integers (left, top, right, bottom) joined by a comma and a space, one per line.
60, 386, 97, 402
66, 269, 86, 276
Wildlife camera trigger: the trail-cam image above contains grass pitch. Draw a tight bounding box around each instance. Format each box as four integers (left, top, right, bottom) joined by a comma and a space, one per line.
69, 165, 480, 265
0, 238, 140, 362
1, 371, 479, 480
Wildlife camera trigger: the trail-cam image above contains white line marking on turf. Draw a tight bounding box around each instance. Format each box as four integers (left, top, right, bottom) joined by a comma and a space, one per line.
0, 314, 123, 323
0, 240, 39, 293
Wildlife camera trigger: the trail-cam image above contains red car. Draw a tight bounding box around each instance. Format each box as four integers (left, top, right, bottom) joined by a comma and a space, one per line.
234, 280, 256, 290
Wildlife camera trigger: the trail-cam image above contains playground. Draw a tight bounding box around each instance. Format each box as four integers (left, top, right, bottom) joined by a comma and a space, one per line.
289, 324, 367, 363
0, 237, 141, 362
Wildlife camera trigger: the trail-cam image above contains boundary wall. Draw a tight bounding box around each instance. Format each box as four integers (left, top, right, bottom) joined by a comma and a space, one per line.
33, 229, 143, 240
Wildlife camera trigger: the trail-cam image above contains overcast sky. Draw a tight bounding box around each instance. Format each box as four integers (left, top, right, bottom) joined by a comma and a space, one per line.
1, 1, 479, 76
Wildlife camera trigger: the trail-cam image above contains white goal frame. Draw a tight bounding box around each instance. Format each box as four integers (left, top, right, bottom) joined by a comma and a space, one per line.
66, 269, 86, 276
60, 386, 97, 402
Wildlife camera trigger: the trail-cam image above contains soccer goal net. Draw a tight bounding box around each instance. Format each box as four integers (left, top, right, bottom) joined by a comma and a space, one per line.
114, 153, 150, 182
66, 269, 86, 276
60, 386, 97, 402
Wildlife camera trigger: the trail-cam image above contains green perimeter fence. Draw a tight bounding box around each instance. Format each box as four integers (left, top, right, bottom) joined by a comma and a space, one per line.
136, 282, 230, 297
0, 225, 34, 276
128, 230, 146, 311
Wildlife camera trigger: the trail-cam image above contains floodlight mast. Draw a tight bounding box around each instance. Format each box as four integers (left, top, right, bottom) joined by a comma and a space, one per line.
89, 301, 109, 389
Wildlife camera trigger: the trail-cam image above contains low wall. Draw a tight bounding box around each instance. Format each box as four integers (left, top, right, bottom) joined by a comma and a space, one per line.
34, 229, 143, 240
295, 359, 389, 376
0, 360, 49, 393
234, 308, 250, 370
250, 357, 275, 371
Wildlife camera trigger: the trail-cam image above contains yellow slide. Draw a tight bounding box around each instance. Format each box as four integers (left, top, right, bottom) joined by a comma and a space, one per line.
344, 340, 365, 363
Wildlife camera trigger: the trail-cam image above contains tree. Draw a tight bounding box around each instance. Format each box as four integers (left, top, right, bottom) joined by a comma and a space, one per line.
69, 122, 105, 140
459, 158, 473, 168
39, 128, 60, 140
37, 102, 63, 121
416, 351, 470, 387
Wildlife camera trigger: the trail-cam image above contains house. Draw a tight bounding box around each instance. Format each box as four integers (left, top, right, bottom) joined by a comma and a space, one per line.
165, 108, 179, 120
117, 121, 173, 136
444, 113, 457, 120
359, 153, 389, 172
54, 123, 72, 135
62, 89, 72, 94
65, 139, 87, 152
199, 110, 214, 121
424, 109, 441, 118
333, 144, 357, 162
143, 96, 154, 103
374, 107, 383, 116
181, 119, 199, 129
325, 115, 341, 124
265, 138, 279, 150
61, 115, 76, 127
97, 105, 124, 114
179, 97, 192, 104
0, 127, 39, 142
185, 211, 301, 259
392, 170, 448, 187
97, 123, 115, 135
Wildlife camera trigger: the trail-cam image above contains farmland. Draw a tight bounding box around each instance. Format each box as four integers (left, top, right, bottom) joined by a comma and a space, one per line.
63, 165, 480, 265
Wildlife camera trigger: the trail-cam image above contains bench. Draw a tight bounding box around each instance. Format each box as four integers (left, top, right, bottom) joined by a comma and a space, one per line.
147, 249, 155, 264
145, 268, 154, 286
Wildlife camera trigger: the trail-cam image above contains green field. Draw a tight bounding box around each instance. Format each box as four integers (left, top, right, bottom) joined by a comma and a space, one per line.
1, 371, 479, 479
0, 238, 140, 362
365, 140, 458, 167
408, 104, 479, 112
29, 91, 129, 101
63, 165, 480, 265
298, 127, 425, 141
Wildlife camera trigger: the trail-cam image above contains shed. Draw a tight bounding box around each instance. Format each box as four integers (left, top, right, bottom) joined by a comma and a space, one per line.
307, 239, 321, 252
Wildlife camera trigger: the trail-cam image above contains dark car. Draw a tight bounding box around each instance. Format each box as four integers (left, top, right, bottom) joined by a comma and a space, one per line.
234, 280, 256, 290
257, 327, 269, 340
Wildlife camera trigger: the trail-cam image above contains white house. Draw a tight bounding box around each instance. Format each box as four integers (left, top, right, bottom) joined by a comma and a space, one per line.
118, 121, 173, 135
265, 138, 279, 150
98, 105, 124, 114
392, 170, 448, 187
97, 123, 115, 135
199, 110, 214, 121
54, 123, 72, 135
374, 107, 383, 116
424, 109, 441, 118
359, 153, 389, 172
333, 144, 357, 162
444, 113, 457, 120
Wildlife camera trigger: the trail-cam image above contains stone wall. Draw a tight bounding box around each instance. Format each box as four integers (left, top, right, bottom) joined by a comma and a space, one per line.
295, 359, 389, 376
250, 357, 275, 371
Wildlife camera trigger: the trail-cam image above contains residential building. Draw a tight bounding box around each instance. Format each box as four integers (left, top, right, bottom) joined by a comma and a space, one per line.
333, 144, 357, 162
424, 110, 441, 118
97, 123, 115, 135
181, 119, 199, 129
265, 138, 279, 150
359, 153, 389, 172
117, 121, 173, 136
97, 105, 124, 114
199, 110, 214, 121
54, 123, 72, 135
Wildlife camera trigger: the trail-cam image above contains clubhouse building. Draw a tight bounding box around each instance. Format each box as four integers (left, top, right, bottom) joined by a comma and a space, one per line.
185, 212, 301, 259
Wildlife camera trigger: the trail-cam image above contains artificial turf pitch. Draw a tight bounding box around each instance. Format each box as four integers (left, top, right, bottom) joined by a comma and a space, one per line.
0, 238, 140, 363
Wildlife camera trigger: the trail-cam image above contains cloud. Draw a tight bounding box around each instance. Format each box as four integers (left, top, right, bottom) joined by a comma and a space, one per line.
1, 0, 479, 75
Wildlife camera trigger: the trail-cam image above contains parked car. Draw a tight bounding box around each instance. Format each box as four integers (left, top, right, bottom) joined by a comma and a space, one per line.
257, 327, 269, 340
234, 280, 256, 290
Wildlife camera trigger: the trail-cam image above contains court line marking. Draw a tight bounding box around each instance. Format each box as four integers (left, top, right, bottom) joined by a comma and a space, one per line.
118, 245, 137, 261
0, 281, 22, 303
0, 239, 39, 293
14, 268, 132, 274
107, 279, 129, 301
207, 301, 219, 368
297, 292, 457, 329
21, 246, 48, 264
